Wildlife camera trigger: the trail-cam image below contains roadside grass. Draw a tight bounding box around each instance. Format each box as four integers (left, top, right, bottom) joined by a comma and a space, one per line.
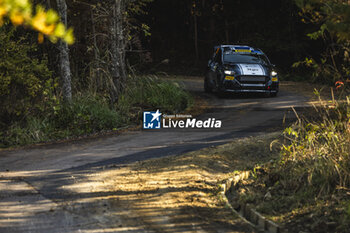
118, 75, 193, 120
0, 76, 193, 148
233, 95, 350, 233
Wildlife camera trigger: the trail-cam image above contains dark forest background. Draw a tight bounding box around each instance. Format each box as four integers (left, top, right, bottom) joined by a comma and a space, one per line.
47, 0, 323, 77
1, 0, 349, 147
144, 0, 318, 74
2, 1, 350, 229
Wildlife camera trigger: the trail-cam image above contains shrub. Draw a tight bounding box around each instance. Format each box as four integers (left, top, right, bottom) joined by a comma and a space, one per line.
278, 96, 350, 195
1, 76, 193, 148
118, 76, 193, 116
53, 95, 123, 135
2, 117, 54, 146
1, 95, 123, 147
0, 26, 55, 126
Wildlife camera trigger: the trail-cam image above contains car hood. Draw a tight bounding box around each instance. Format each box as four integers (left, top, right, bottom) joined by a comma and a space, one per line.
225, 63, 270, 76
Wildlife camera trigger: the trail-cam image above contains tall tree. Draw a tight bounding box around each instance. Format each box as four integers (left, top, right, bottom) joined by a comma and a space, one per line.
56, 0, 72, 102
109, 0, 121, 102
109, 0, 127, 102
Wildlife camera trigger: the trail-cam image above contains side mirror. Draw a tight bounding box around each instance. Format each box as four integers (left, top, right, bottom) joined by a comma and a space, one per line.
208, 60, 212, 67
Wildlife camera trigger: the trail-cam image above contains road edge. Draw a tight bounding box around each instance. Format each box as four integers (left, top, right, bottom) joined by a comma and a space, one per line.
220, 178, 284, 233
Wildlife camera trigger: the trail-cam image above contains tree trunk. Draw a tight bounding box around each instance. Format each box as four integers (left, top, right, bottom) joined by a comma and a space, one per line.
91, 9, 100, 92
116, 0, 126, 85
109, 0, 120, 103
109, 0, 126, 103
56, 0, 72, 102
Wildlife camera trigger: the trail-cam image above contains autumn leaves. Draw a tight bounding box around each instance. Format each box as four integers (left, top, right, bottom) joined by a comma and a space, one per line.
0, 0, 74, 44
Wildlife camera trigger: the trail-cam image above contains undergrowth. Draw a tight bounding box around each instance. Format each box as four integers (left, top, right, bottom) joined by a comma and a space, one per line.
279, 97, 350, 196
118, 75, 192, 115
236, 94, 350, 232
0, 76, 193, 148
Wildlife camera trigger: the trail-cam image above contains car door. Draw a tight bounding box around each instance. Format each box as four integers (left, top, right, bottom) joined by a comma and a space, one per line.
214, 48, 223, 89
208, 48, 222, 89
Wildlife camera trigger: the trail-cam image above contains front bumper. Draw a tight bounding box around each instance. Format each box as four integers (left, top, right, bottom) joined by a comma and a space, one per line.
224, 89, 278, 93
221, 76, 279, 93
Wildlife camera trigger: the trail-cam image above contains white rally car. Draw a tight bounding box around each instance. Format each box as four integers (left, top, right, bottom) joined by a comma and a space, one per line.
204, 45, 279, 97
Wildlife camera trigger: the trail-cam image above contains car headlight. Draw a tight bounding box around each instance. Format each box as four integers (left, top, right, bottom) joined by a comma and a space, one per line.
224, 70, 234, 75
271, 71, 278, 77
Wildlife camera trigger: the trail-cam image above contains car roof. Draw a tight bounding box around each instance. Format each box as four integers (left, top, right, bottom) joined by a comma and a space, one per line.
215, 45, 265, 55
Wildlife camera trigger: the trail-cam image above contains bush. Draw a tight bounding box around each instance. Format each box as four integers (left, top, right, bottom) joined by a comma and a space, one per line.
0, 26, 55, 126
1, 95, 123, 147
53, 95, 123, 135
2, 117, 54, 146
233, 95, 350, 232
118, 76, 193, 117
280, 97, 350, 195
1, 76, 193, 148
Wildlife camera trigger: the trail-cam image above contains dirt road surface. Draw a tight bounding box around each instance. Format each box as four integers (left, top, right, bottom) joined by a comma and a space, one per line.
0, 78, 310, 233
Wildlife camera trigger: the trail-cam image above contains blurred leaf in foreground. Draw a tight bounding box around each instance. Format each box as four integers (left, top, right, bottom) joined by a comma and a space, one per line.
0, 0, 74, 44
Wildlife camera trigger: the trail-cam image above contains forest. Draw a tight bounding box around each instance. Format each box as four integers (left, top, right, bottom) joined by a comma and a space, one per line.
1, 0, 349, 146
1, 0, 349, 140
1, 0, 350, 231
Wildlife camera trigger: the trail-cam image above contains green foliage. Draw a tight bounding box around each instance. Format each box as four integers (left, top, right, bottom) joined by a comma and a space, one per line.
296, 0, 350, 42
53, 95, 122, 135
118, 76, 193, 116
0, 26, 54, 125
1, 75, 193, 148
237, 99, 350, 230
3, 117, 55, 146
242, 97, 350, 230
127, 0, 153, 16
295, 0, 350, 84
1, 95, 123, 147
279, 96, 350, 195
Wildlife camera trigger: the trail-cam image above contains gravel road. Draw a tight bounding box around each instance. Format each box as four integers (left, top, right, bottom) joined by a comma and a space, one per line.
0, 78, 309, 233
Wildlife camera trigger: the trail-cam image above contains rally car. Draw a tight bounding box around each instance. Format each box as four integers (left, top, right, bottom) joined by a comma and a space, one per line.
204, 45, 279, 97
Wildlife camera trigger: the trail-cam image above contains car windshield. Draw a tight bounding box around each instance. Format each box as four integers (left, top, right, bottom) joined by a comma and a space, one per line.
223, 53, 270, 65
